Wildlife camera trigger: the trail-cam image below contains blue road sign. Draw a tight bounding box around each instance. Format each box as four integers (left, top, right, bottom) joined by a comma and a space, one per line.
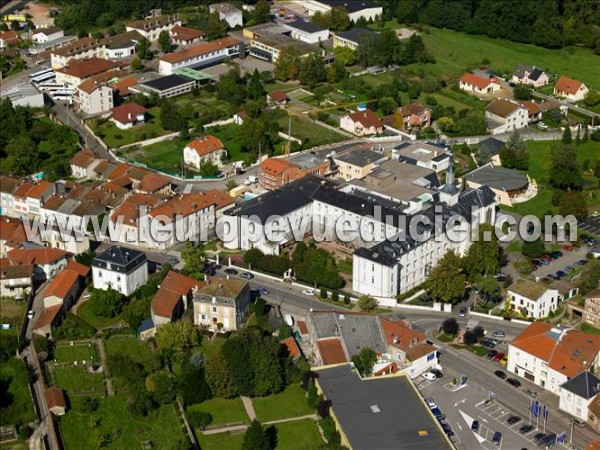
557, 431, 566, 443
533, 400, 540, 417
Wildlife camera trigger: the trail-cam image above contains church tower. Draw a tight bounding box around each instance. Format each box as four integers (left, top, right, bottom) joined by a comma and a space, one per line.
439, 147, 460, 206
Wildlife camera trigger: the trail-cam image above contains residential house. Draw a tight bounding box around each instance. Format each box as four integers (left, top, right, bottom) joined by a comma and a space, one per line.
259, 158, 304, 191
554, 76, 589, 102
0, 262, 33, 299
393, 142, 451, 172
110, 103, 147, 130
43, 261, 90, 310
280, 336, 302, 360
0, 176, 19, 218
340, 110, 383, 136
55, 57, 122, 87
158, 36, 243, 75
394, 102, 431, 130
6, 247, 68, 280
476, 137, 505, 166
26, 181, 55, 218
0, 30, 20, 48
169, 25, 205, 46
75, 70, 119, 115
249, 33, 315, 62
267, 90, 290, 107
519, 100, 543, 123
70, 149, 102, 179
193, 277, 251, 331
31, 26, 64, 44
484, 99, 528, 135
45, 387, 67, 416
92, 246, 148, 296
208, 3, 243, 28
559, 371, 600, 424
183, 136, 226, 170
233, 111, 249, 125
102, 30, 142, 59
333, 28, 378, 50
550, 280, 578, 302
303, 1, 382, 22
461, 163, 529, 206
332, 149, 386, 181
136, 173, 172, 195
512, 64, 550, 87
507, 323, 600, 394
0, 216, 28, 256
589, 396, 600, 432
459, 73, 502, 95
568, 284, 600, 327
126, 15, 181, 42
33, 304, 63, 338
151, 270, 203, 326
285, 20, 329, 44
507, 278, 560, 319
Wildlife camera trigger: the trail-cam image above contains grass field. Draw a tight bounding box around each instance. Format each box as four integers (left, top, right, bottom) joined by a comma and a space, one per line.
126, 138, 187, 175
211, 123, 249, 164
253, 384, 312, 422
60, 396, 186, 450
196, 336, 227, 359
54, 342, 98, 363
198, 431, 245, 450
92, 107, 171, 148
0, 297, 26, 328
187, 398, 250, 426
0, 358, 36, 427
51, 365, 104, 393
104, 337, 156, 388
272, 420, 324, 450
77, 301, 122, 329
405, 26, 600, 90
277, 116, 345, 149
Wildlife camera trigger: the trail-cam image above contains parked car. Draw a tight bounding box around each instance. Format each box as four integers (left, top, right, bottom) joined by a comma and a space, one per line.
430, 369, 443, 379
241, 175, 257, 185
550, 251, 563, 259
27, 310, 34, 319
431, 407, 445, 419
537, 433, 557, 447
458, 307, 467, 317
302, 288, 316, 296
471, 420, 480, 432
422, 372, 437, 381
240, 272, 254, 280
224, 268, 238, 275
424, 398, 438, 409
481, 340, 496, 349
487, 350, 498, 359
519, 424, 534, 434
494, 370, 507, 379
258, 287, 270, 296
538, 122, 548, 130
507, 378, 521, 387
500, 356, 508, 366
562, 245, 573, 251
555, 270, 566, 278
492, 331, 505, 339
491, 431, 502, 446
533, 433, 546, 441
440, 422, 454, 437
492, 352, 505, 363
507, 416, 522, 425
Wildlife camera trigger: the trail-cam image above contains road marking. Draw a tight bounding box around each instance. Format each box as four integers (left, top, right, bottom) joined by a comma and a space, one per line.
456, 422, 463, 431
479, 417, 488, 423
454, 398, 467, 407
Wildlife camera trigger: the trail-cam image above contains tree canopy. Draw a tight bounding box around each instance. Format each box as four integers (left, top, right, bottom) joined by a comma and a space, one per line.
427, 250, 466, 303
499, 130, 529, 170
549, 143, 583, 190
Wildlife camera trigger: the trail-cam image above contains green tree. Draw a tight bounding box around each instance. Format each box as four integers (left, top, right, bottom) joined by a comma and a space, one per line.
522, 236, 546, 259
513, 84, 533, 100
205, 349, 237, 398
549, 143, 583, 190
88, 288, 125, 318
127, 385, 155, 417
499, 130, 529, 170
158, 30, 171, 53
274, 47, 299, 81
427, 250, 466, 303
463, 224, 501, 279
441, 318, 459, 335
200, 161, 220, 176
562, 126, 572, 144
351, 348, 377, 377
205, 11, 228, 40
252, 0, 271, 25
243, 420, 270, 450
378, 97, 396, 115
181, 242, 205, 280
3, 136, 39, 175
147, 371, 177, 404
136, 38, 152, 60
333, 45, 356, 66
357, 295, 377, 311
298, 51, 327, 88
156, 321, 199, 352
187, 411, 213, 429
246, 69, 265, 100
558, 190, 588, 220
244, 247, 264, 268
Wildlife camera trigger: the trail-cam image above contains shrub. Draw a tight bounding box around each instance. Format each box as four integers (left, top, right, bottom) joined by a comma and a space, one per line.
331, 290, 339, 302
320, 288, 328, 299
187, 411, 213, 429
343, 295, 351, 305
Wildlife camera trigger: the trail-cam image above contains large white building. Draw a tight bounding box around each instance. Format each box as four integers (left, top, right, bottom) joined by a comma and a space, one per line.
559, 371, 600, 423
303, 0, 383, 22
126, 15, 181, 41
507, 278, 560, 319
91, 246, 148, 296
158, 36, 243, 75
208, 3, 243, 28
507, 323, 600, 395
285, 20, 329, 44
484, 99, 528, 135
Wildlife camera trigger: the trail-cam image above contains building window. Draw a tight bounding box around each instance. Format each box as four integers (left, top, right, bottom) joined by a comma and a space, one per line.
201, 314, 206, 320
212, 306, 217, 313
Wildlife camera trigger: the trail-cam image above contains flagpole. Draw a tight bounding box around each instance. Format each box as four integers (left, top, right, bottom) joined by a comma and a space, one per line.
536, 407, 539, 430
529, 395, 532, 425
543, 405, 547, 433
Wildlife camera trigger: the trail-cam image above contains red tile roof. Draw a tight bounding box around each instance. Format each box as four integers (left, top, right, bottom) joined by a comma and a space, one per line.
111, 76, 138, 96
70, 149, 98, 168
12, 182, 34, 198
34, 304, 62, 330
0, 217, 28, 247
111, 103, 148, 125
459, 72, 498, 90
204, 189, 234, 210
379, 317, 425, 353
260, 158, 298, 175
77, 69, 124, 93
586, 440, 600, 450
296, 320, 308, 335
110, 193, 165, 225
280, 336, 301, 358
45, 387, 66, 410
65, 260, 90, 277
137, 173, 171, 193
555, 75, 584, 95
51, 37, 100, 57
317, 337, 347, 365
58, 57, 122, 80
149, 192, 214, 222
161, 270, 203, 296
0, 30, 19, 42
44, 269, 80, 300
268, 90, 289, 103
152, 271, 203, 319
27, 181, 52, 199
170, 25, 204, 41
185, 136, 224, 157
348, 109, 383, 129
161, 36, 240, 64
399, 102, 428, 117
7, 248, 67, 266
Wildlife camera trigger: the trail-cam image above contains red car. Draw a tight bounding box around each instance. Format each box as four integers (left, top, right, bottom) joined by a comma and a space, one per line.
562, 245, 573, 251
540, 255, 552, 262
492, 352, 505, 363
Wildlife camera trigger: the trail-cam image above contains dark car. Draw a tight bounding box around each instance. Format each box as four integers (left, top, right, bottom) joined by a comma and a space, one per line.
240, 272, 254, 280
555, 270, 566, 278
487, 350, 498, 359
507, 416, 522, 425
519, 424, 534, 434
471, 420, 480, 432
258, 287, 270, 296
481, 340, 496, 349
507, 378, 521, 387
491, 431, 502, 446
440, 421, 454, 436
494, 370, 507, 379
430, 369, 443, 379
533, 433, 546, 441
537, 433, 557, 447
224, 268, 238, 275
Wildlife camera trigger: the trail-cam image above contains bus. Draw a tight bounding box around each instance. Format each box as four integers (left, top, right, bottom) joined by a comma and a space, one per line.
29, 68, 54, 84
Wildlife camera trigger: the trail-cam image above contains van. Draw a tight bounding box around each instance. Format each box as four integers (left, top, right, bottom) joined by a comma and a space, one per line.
491, 431, 502, 446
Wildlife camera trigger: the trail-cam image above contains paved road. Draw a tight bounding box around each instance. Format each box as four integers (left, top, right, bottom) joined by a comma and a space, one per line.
532, 91, 600, 120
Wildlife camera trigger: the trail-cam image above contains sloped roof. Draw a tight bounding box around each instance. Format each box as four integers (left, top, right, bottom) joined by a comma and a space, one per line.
379, 317, 425, 353
44, 269, 80, 300
65, 260, 90, 277
398, 102, 428, 117
280, 336, 301, 358
69, 149, 98, 168
485, 99, 524, 118
149, 192, 214, 222
58, 57, 121, 79
45, 387, 66, 410
347, 109, 382, 128
561, 371, 600, 399
111, 103, 148, 124
160, 36, 240, 64
508, 278, 550, 300
317, 337, 348, 365
170, 25, 204, 41
196, 277, 246, 299
555, 76, 584, 95
268, 90, 289, 103
7, 248, 67, 266
34, 304, 62, 330
460, 72, 497, 89
185, 136, 224, 157
137, 173, 171, 193
204, 189, 234, 210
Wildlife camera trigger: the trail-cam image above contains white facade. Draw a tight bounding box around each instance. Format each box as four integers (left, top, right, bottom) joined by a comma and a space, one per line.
105, 42, 137, 59
32, 29, 64, 44
559, 386, 594, 422
506, 344, 566, 394
51, 45, 105, 70
287, 26, 329, 44
555, 84, 589, 102
0, 190, 15, 217
70, 160, 101, 179
209, 4, 243, 28
183, 145, 225, 170
92, 261, 148, 296
77, 84, 113, 115
158, 41, 240, 75
1, 84, 45, 108
507, 284, 559, 319
125, 18, 181, 42
486, 106, 528, 135
303, 1, 382, 22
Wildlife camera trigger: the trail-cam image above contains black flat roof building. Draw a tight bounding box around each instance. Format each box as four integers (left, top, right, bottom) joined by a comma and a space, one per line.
92, 246, 147, 274
138, 74, 195, 98
286, 20, 327, 34
316, 365, 451, 450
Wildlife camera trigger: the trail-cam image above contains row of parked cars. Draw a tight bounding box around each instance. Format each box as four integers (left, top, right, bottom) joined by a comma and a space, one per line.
424, 398, 455, 438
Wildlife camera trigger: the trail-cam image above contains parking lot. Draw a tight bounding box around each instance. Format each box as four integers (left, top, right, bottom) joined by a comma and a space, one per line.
531, 244, 590, 278
579, 215, 600, 237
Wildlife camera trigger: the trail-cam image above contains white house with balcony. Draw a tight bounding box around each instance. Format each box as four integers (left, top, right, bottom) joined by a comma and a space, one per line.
91, 246, 148, 296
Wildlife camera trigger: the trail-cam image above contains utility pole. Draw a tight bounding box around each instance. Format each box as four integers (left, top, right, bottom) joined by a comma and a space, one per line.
288, 115, 291, 156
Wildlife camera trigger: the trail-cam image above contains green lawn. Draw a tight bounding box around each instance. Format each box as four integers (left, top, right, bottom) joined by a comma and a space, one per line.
50, 365, 104, 393
77, 301, 123, 329
125, 138, 188, 175
92, 106, 171, 148
211, 123, 249, 164
252, 384, 312, 422
60, 396, 187, 450
409, 26, 600, 90
104, 337, 156, 388
0, 358, 36, 427
54, 342, 98, 364
198, 431, 245, 450
272, 419, 324, 450
187, 398, 249, 426
277, 116, 345, 149
505, 241, 522, 253
0, 297, 26, 328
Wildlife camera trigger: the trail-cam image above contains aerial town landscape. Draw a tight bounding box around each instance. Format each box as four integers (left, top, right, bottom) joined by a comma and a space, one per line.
0, 0, 600, 449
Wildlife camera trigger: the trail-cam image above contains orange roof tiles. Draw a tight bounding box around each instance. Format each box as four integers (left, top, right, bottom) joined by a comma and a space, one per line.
0, 217, 28, 246
34, 304, 62, 330
137, 173, 171, 193
70, 149, 98, 168
111, 76, 138, 96
296, 320, 308, 335
317, 337, 347, 365
52, 37, 100, 57
459, 72, 498, 89
111, 103, 148, 125
268, 90, 289, 103
280, 336, 301, 358
149, 192, 214, 222
204, 189, 234, 210
77, 69, 124, 93
161, 270, 203, 296
0, 30, 19, 42
13, 182, 35, 199
65, 260, 90, 277
379, 317, 425, 353
186, 136, 224, 157
44, 269, 80, 300
152, 271, 203, 319
160, 36, 240, 64
111, 193, 165, 225
45, 386, 66, 410
27, 181, 52, 199
170, 25, 204, 41
58, 57, 122, 79
261, 158, 298, 175
7, 248, 67, 266
555, 76, 584, 95
348, 110, 383, 128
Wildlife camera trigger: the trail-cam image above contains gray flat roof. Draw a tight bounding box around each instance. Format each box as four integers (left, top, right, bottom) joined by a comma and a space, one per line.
462, 163, 528, 192
333, 148, 384, 167
394, 142, 451, 163
316, 365, 450, 450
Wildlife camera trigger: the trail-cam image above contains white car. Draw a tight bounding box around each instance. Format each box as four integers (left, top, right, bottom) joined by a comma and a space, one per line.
27, 310, 35, 319
422, 371, 437, 381
302, 288, 316, 296
241, 176, 257, 186
538, 122, 548, 130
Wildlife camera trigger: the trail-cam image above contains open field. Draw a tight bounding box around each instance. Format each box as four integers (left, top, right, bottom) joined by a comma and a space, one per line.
187, 397, 250, 426
277, 116, 345, 149
54, 342, 98, 364
0, 296, 26, 328
104, 336, 157, 389
272, 420, 324, 450
252, 384, 312, 422
77, 301, 123, 329
125, 138, 187, 175
0, 359, 36, 427
60, 396, 186, 450
198, 431, 245, 450
50, 365, 104, 393
211, 123, 250, 164
92, 107, 171, 148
